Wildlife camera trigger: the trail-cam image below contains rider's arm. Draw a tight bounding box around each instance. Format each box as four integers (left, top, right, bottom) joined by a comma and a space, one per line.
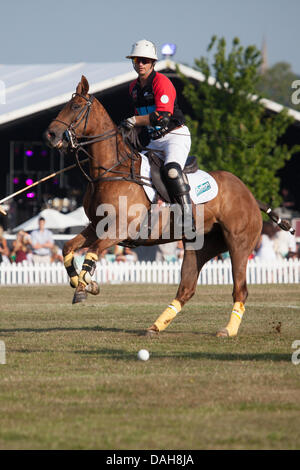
134, 114, 151, 126
125, 74, 176, 129
125, 112, 171, 129
135, 74, 176, 127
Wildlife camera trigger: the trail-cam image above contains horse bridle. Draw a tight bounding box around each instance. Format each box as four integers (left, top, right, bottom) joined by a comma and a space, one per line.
52, 92, 152, 187
53, 93, 97, 148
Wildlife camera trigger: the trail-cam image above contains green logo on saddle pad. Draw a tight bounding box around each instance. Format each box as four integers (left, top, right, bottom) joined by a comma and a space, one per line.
195, 181, 211, 196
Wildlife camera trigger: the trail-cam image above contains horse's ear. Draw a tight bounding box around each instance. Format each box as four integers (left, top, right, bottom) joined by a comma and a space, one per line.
81, 75, 89, 95
75, 80, 82, 95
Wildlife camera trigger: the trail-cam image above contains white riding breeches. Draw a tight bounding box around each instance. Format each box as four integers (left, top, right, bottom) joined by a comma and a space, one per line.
146, 125, 191, 169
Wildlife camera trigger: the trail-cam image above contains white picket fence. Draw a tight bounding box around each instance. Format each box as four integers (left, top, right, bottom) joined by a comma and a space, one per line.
0, 259, 299, 286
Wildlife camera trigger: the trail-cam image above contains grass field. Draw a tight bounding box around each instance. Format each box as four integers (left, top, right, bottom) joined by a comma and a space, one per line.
0, 283, 299, 450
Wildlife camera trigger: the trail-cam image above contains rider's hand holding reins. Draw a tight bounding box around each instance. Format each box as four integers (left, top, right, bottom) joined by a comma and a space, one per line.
121, 114, 151, 130
120, 116, 136, 130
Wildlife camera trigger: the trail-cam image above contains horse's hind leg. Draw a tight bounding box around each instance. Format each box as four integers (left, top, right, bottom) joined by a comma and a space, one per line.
146, 226, 228, 335
216, 242, 253, 338
146, 248, 201, 335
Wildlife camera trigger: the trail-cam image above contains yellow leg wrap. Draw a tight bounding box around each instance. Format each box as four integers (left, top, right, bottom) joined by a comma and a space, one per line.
153, 299, 182, 332
225, 302, 245, 337
78, 252, 99, 287
64, 251, 78, 288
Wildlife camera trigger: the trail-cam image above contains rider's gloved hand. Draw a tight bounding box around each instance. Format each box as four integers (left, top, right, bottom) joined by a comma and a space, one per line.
120, 116, 136, 130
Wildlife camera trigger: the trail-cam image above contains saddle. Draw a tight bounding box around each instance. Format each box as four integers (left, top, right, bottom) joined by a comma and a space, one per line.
146, 151, 199, 204
119, 152, 199, 248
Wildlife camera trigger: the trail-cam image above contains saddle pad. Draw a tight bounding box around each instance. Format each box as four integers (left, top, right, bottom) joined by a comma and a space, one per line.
140, 153, 218, 204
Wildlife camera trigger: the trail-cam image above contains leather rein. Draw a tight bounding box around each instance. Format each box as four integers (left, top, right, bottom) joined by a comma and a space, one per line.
52, 93, 152, 188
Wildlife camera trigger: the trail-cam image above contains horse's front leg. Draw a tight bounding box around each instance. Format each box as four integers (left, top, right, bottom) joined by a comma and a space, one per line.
72, 236, 122, 304
63, 224, 97, 289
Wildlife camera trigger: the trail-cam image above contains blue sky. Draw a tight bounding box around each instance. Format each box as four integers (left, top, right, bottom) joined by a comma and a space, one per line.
0, 0, 299, 73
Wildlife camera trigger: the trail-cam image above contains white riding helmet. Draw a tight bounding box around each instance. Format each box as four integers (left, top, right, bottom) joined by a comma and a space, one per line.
126, 39, 158, 61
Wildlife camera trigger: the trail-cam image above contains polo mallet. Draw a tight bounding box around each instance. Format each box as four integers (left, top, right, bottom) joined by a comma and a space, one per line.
0, 158, 89, 216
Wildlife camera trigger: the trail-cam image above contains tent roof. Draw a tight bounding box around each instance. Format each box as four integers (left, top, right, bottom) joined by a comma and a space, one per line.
0, 61, 134, 125
13, 208, 82, 232
65, 206, 89, 226
1, 59, 300, 125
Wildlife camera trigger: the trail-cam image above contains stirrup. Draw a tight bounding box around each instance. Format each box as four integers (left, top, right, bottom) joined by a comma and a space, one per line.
176, 195, 196, 235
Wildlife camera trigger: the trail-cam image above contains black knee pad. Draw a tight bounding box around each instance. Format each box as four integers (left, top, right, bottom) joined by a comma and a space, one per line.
163, 162, 190, 197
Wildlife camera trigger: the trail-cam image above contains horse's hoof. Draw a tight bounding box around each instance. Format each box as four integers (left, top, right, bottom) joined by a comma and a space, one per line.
85, 281, 100, 296
216, 328, 229, 338
144, 326, 159, 337
72, 289, 87, 304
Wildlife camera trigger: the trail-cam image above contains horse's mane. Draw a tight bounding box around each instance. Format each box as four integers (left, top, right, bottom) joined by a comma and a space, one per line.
118, 126, 145, 153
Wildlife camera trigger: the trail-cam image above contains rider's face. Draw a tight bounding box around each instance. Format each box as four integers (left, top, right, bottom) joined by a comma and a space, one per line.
132, 57, 154, 79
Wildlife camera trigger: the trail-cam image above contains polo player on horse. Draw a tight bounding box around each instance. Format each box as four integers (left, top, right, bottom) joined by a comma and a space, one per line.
121, 39, 194, 231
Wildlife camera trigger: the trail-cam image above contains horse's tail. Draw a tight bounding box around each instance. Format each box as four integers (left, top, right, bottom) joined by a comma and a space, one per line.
257, 200, 295, 235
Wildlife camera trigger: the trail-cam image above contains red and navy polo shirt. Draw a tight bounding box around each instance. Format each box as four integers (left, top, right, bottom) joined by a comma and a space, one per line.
129, 70, 185, 136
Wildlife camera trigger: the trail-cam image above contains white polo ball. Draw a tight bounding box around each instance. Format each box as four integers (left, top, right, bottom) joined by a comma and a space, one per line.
137, 349, 150, 361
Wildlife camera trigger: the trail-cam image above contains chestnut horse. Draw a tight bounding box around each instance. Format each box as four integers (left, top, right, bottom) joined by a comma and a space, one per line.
44, 76, 293, 338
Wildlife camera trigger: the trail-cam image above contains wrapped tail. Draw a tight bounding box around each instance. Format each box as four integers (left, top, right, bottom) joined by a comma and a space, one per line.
257, 200, 295, 234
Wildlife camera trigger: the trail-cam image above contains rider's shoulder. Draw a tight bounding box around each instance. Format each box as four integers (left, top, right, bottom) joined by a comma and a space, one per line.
153, 72, 175, 89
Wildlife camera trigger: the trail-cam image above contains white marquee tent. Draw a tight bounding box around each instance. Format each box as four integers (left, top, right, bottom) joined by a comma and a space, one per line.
66, 206, 89, 226
1, 60, 300, 126
13, 208, 81, 232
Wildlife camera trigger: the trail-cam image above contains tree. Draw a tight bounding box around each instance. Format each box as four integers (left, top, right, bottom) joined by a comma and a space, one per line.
257, 62, 300, 111
181, 36, 298, 208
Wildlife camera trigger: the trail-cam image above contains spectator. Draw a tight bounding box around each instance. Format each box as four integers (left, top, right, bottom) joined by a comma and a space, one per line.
115, 249, 126, 262
124, 247, 138, 262
155, 241, 178, 263
115, 246, 138, 262
0, 225, 10, 263
255, 221, 277, 262
10, 230, 32, 263
99, 248, 108, 261
176, 241, 184, 260
273, 227, 297, 260
30, 217, 54, 264
51, 245, 64, 263
74, 247, 88, 271
286, 250, 299, 260
103, 246, 116, 263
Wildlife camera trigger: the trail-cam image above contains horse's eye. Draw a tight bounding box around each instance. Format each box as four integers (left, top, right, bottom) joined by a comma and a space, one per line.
72, 103, 81, 111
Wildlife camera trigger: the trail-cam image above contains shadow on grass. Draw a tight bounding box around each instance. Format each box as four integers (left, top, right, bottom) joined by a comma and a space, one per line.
0, 326, 218, 337
0, 326, 141, 335
12, 347, 292, 362
75, 348, 135, 360
74, 348, 292, 362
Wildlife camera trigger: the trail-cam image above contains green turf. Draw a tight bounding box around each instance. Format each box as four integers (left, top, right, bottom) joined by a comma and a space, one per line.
0, 283, 299, 450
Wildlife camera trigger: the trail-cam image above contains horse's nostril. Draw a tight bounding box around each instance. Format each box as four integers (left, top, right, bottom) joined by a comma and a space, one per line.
43, 129, 56, 146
